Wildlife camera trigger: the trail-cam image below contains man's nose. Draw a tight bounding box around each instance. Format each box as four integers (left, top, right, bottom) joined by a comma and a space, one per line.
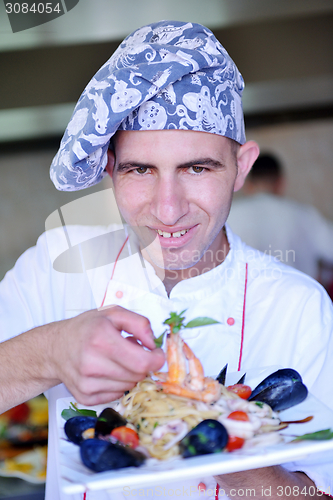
150, 176, 189, 226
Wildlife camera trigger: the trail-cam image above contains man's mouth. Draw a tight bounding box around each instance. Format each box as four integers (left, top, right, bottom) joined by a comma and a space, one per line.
156, 229, 189, 238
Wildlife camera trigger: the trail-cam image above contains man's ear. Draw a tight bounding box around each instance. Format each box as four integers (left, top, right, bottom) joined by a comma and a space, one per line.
105, 149, 116, 177
234, 140, 260, 192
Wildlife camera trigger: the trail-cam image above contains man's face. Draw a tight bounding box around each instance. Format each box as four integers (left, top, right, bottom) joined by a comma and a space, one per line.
109, 130, 242, 272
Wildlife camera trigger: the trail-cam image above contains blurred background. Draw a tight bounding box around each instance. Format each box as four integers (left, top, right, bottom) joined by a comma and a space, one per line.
0, 0, 333, 282
0, 1, 332, 497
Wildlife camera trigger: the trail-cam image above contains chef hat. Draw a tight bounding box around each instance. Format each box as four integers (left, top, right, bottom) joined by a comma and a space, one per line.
50, 20, 246, 191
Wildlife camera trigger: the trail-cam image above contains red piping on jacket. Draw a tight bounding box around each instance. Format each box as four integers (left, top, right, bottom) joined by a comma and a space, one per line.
237, 262, 248, 371
100, 235, 129, 308
214, 263, 248, 497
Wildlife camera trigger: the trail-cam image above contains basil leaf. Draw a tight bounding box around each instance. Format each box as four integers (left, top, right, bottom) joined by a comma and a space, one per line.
61, 408, 79, 420
292, 428, 333, 442
154, 332, 165, 348
163, 311, 186, 328
77, 409, 98, 417
61, 403, 97, 421
184, 317, 220, 328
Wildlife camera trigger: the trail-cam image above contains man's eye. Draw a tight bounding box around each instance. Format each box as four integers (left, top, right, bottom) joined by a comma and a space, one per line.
135, 167, 149, 174
191, 166, 205, 174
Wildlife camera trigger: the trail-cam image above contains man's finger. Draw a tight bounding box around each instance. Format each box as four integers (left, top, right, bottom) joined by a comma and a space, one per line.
101, 335, 165, 374
99, 305, 156, 349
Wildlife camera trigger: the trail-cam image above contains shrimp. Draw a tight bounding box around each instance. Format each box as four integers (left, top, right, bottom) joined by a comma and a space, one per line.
156, 332, 221, 404
182, 341, 204, 391
166, 332, 187, 385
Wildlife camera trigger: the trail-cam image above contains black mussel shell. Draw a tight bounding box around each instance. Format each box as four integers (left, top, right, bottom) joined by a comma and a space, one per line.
95, 407, 127, 437
216, 364, 246, 386
216, 364, 228, 385
80, 439, 146, 472
180, 419, 229, 458
249, 368, 308, 411
236, 373, 246, 384
250, 368, 302, 398
64, 416, 97, 445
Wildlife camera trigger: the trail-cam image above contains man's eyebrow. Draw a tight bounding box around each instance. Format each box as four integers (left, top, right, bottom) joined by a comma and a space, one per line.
116, 158, 226, 172
178, 158, 226, 170
116, 162, 154, 172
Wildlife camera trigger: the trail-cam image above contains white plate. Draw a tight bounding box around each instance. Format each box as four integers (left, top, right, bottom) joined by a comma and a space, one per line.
57, 367, 333, 495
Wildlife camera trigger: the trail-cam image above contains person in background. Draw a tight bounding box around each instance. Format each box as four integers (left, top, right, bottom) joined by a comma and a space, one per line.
228, 153, 333, 284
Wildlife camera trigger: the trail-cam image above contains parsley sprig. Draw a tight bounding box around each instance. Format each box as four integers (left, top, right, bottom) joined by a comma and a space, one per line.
292, 428, 333, 442
61, 402, 97, 421
154, 310, 219, 347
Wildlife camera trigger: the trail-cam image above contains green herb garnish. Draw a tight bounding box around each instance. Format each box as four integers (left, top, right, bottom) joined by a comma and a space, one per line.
61, 402, 97, 421
292, 428, 333, 442
198, 432, 209, 444
154, 310, 220, 346
188, 444, 196, 455
154, 330, 167, 348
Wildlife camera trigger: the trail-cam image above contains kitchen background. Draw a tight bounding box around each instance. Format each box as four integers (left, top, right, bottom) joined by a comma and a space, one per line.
0, 0, 333, 281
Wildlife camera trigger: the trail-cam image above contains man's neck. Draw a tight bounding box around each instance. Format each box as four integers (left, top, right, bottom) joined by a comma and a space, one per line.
145, 228, 230, 296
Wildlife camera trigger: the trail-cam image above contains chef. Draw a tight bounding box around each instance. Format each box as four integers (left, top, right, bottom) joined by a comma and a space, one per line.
0, 20, 332, 500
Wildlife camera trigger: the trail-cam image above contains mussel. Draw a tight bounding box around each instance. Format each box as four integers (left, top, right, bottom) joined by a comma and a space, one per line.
179, 419, 229, 458
80, 439, 146, 472
95, 407, 127, 437
65, 407, 128, 445
64, 416, 97, 445
216, 364, 228, 385
216, 364, 246, 385
249, 368, 308, 411
236, 373, 246, 384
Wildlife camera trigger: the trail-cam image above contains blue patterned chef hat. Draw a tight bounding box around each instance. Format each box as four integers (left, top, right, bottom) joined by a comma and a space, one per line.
50, 20, 246, 191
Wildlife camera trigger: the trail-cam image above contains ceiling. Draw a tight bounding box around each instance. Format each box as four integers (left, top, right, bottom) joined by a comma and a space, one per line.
0, 0, 332, 143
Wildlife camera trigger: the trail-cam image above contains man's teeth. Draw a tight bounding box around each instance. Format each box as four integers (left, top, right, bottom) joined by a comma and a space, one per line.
157, 229, 189, 238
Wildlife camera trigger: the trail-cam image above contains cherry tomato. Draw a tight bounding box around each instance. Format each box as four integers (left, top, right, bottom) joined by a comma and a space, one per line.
2, 403, 30, 423
110, 426, 139, 448
227, 384, 252, 399
227, 410, 250, 422
226, 436, 245, 451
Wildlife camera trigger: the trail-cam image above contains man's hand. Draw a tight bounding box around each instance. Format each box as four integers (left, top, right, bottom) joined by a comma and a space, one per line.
0, 306, 165, 412
215, 466, 327, 499
50, 306, 165, 405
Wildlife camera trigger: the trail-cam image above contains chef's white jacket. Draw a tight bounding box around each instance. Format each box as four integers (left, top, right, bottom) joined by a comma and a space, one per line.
0, 224, 332, 500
